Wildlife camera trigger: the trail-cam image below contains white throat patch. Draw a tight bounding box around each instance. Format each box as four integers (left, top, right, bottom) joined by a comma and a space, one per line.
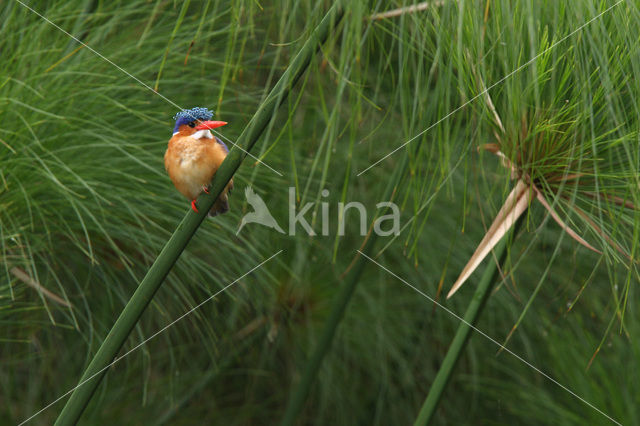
192, 129, 214, 140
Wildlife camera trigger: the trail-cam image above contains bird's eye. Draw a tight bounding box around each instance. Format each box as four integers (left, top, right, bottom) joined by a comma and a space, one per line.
188, 121, 196, 128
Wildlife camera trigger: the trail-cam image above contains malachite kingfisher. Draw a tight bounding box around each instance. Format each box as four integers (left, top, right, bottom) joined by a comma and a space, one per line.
164, 107, 233, 216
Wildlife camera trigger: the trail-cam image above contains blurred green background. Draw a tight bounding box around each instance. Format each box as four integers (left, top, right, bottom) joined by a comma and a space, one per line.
1, 1, 638, 424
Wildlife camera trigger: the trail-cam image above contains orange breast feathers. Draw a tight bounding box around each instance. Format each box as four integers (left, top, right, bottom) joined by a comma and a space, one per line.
164, 134, 231, 200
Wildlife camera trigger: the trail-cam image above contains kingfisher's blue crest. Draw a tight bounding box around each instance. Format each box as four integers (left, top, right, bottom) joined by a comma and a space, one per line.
173, 107, 215, 132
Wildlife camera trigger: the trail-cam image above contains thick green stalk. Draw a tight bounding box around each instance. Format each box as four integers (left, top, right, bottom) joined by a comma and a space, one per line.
414, 218, 523, 426
280, 156, 408, 426
54, 4, 344, 425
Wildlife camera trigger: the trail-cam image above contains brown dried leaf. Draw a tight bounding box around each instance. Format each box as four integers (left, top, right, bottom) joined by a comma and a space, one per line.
583, 191, 638, 210
10, 267, 72, 308
532, 185, 601, 254
447, 180, 532, 298
571, 202, 631, 261
369, 1, 445, 20
479, 143, 501, 154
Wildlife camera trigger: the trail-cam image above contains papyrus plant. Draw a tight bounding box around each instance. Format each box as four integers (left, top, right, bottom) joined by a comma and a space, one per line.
449, 41, 639, 297
421, 17, 639, 422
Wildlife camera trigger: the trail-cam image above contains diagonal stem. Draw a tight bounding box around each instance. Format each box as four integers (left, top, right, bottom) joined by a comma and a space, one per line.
279, 152, 408, 426
54, 4, 344, 425
414, 216, 524, 426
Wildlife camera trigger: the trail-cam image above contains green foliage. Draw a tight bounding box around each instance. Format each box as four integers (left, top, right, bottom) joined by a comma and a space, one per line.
1, 1, 639, 425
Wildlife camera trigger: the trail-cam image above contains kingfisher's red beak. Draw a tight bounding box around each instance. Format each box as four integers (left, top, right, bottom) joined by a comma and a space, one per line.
195, 120, 227, 130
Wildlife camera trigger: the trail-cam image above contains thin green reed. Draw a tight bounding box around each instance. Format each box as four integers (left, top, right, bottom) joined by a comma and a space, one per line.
280, 154, 409, 426
415, 218, 523, 425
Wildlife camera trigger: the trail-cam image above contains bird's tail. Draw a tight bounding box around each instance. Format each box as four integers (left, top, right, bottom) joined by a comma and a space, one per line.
208, 181, 233, 217
208, 194, 230, 216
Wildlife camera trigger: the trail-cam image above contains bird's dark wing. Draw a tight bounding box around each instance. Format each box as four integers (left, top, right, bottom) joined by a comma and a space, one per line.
215, 136, 229, 153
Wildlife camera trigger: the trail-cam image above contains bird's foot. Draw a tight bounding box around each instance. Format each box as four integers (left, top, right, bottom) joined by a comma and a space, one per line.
202, 185, 210, 194
191, 199, 199, 213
